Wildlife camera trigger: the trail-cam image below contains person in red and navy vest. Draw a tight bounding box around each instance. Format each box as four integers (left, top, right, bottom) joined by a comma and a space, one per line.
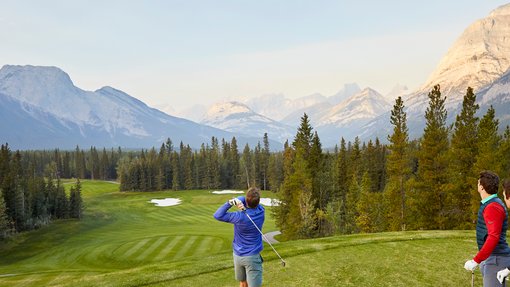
496, 179, 510, 284
464, 171, 510, 287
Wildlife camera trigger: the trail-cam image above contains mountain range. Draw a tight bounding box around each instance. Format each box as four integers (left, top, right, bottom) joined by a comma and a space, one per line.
2, 3, 510, 150
198, 3, 510, 146
0, 65, 273, 150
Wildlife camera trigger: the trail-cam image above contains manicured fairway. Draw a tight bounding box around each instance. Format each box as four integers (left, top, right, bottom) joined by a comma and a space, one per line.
0, 181, 482, 286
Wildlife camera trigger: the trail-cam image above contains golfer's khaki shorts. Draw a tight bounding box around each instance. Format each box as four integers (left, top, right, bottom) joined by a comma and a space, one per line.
233, 252, 263, 287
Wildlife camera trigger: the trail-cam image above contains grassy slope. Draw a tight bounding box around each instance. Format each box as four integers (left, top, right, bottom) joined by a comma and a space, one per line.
0, 181, 481, 286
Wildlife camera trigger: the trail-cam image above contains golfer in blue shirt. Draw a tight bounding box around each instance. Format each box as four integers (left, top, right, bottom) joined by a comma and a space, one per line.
214, 187, 265, 287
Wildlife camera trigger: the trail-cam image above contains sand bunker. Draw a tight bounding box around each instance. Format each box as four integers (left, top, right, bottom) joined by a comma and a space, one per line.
149, 198, 182, 207
212, 190, 244, 194
260, 198, 281, 207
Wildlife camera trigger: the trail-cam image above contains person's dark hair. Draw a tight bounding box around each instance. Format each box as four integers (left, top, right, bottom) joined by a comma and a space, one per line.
246, 187, 261, 208
503, 178, 510, 199
479, 171, 500, 195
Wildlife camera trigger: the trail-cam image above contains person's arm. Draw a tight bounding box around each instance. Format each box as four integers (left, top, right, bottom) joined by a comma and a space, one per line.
473, 202, 506, 263
213, 196, 245, 223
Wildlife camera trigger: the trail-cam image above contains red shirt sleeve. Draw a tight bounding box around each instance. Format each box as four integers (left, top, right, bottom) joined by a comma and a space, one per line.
474, 202, 506, 263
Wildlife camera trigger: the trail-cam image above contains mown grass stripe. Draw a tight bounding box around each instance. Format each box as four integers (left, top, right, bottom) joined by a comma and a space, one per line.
123, 238, 151, 259
12, 273, 41, 287
212, 237, 226, 253
172, 236, 198, 260
136, 237, 167, 261
192, 236, 213, 257
154, 236, 185, 261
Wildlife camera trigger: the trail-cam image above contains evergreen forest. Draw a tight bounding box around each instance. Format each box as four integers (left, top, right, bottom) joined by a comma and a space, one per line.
1, 85, 510, 240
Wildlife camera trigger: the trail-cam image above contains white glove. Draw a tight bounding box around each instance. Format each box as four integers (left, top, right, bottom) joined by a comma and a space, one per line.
464, 259, 478, 271
228, 198, 244, 210
497, 268, 510, 284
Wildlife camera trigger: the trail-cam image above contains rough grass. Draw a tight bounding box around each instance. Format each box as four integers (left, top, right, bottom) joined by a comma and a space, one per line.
0, 181, 481, 286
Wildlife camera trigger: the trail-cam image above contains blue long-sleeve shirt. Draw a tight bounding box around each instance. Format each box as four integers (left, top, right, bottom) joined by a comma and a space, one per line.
213, 196, 265, 256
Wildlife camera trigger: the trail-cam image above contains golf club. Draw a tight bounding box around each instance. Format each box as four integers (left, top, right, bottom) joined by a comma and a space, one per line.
241, 207, 286, 267
471, 271, 474, 287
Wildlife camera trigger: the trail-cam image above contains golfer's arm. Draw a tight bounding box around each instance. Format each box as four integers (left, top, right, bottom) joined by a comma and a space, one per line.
474, 203, 505, 263
213, 202, 241, 223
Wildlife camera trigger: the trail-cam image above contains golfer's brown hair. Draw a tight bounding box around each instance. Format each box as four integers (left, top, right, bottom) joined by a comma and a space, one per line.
479, 170, 500, 195
504, 178, 510, 199
246, 187, 261, 208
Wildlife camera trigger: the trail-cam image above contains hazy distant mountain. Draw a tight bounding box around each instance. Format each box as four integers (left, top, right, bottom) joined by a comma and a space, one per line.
201, 101, 294, 143
327, 83, 362, 105
385, 84, 409, 103
360, 3, 510, 141
0, 65, 270, 150
315, 88, 391, 145
244, 92, 329, 121
281, 101, 333, 128
163, 103, 207, 123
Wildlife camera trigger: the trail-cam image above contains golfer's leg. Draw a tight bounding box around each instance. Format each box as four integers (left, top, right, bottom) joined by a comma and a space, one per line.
245, 254, 263, 287
234, 253, 247, 285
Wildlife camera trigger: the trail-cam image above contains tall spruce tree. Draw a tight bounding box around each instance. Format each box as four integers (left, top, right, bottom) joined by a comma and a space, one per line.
384, 96, 411, 231
414, 85, 449, 229
356, 172, 374, 232
261, 133, 270, 190
0, 190, 8, 238
230, 137, 241, 189
471, 106, 501, 218
447, 87, 479, 228
500, 126, 510, 178
335, 138, 349, 233
275, 114, 318, 239
69, 179, 83, 219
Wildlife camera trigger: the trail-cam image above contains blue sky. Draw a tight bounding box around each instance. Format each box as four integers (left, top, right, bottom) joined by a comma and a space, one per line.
1, 1, 509, 111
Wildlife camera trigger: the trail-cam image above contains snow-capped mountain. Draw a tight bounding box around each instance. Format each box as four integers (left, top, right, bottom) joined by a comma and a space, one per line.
201, 101, 294, 143
327, 83, 362, 105
317, 88, 391, 127
0, 65, 271, 150
385, 84, 409, 103
244, 92, 329, 121
360, 3, 510, 141
315, 88, 391, 145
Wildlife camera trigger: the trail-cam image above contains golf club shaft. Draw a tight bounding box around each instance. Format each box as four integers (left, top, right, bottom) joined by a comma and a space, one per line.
472, 271, 474, 287
243, 210, 285, 263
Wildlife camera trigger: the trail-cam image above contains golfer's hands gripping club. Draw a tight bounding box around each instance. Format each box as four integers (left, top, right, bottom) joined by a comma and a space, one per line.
464, 259, 478, 271
498, 268, 510, 284
228, 198, 245, 210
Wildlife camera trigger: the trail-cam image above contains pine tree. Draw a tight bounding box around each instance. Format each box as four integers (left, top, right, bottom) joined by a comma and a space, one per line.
275, 114, 318, 239
500, 126, 510, 178
414, 85, 450, 229
471, 106, 501, 218
171, 151, 180, 190
356, 172, 385, 233
209, 137, 221, 189
241, 144, 253, 188
0, 190, 9, 238
335, 138, 349, 233
69, 179, 83, 219
384, 96, 411, 231
230, 137, 241, 189
261, 133, 271, 190
447, 87, 479, 228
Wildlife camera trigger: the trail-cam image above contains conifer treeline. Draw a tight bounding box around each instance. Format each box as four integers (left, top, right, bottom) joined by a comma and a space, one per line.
2, 85, 510, 240
0, 145, 83, 238
274, 85, 510, 239
117, 135, 275, 192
